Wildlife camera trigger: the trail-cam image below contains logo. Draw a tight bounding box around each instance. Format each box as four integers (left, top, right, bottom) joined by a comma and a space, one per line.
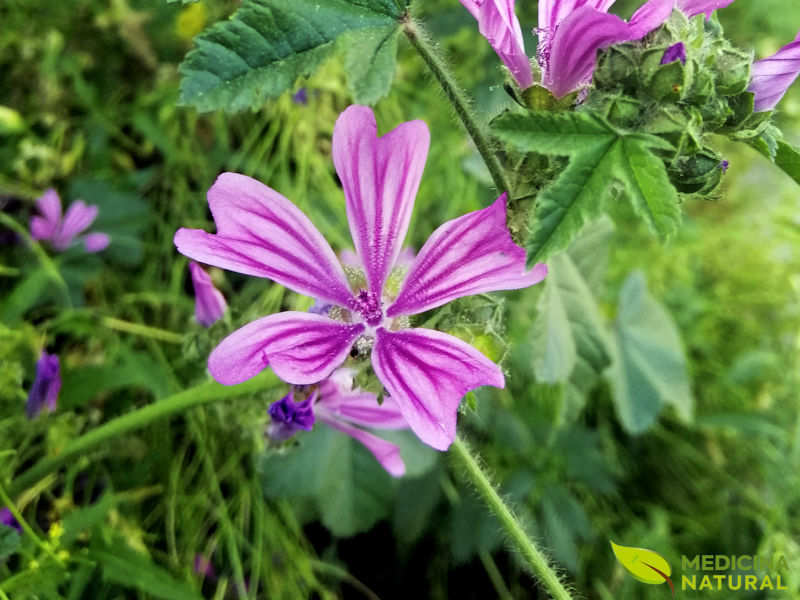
611, 541, 675, 595
610, 541, 790, 594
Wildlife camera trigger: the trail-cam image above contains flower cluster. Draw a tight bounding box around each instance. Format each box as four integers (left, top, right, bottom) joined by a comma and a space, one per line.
175, 105, 546, 453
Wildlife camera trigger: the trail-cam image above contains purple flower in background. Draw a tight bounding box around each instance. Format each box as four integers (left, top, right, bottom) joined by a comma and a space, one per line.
0, 508, 21, 532
189, 262, 227, 327
30, 189, 109, 253
459, 0, 533, 89
26, 352, 61, 419
292, 88, 308, 105
749, 31, 800, 112
662, 42, 687, 64
194, 555, 216, 580
675, 0, 734, 19
174, 105, 546, 450
537, 0, 675, 97
268, 369, 408, 476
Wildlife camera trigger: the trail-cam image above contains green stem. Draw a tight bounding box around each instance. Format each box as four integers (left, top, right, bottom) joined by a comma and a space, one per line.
450, 436, 573, 600
403, 18, 513, 196
8, 372, 279, 497
101, 316, 184, 344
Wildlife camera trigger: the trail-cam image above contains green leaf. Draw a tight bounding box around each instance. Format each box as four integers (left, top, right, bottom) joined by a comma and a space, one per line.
493, 111, 680, 264
608, 271, 693, 434
751, 134, 800, 186
92, 540, 203, 600
341, 25, 401, 105
260, 426, 395, 537
532, 253, 612, 386
179, 0, 403, 112
0, 524, 21, 560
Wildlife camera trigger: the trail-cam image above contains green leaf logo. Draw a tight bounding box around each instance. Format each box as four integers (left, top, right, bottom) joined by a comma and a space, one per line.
610, 541, 674, 595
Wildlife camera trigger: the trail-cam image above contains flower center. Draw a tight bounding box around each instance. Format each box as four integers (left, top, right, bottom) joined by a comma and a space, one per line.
350, 289, 383, 326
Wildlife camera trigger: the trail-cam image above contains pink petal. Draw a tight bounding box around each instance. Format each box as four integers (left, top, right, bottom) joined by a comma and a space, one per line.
30, 216, 56, 241
174, 173, 354, 307
190, 262, 227, 327
387, 194, 547, 318
749, 32, 800, 112
461, 0, 533, 89
57, 200, 98, 246
627, 0, 675, 39
538, 0, 616, 33
332, 106, 430, 298
36, 189, 62, 225
371, 328, 504, 451
318, 375, 408, 429
208, 312, 364, 385
676, 0, 733, 19
318, 415, 406, 477
84, 232, 110, 252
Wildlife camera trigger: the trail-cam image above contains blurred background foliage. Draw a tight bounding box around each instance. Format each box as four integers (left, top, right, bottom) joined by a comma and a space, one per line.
1, 0, 800, 598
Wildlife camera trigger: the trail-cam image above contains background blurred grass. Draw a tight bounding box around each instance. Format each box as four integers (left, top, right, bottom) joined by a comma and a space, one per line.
1, 0, 800, 598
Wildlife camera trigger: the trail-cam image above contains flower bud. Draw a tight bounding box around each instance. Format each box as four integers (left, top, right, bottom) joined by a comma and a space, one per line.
714, 47, 752, 96
642, 47, 691, 101
594, 45, 638, 90
668, 150, 725, 194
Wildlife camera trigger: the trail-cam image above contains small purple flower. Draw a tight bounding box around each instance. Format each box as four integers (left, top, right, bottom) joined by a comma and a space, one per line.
749, 31, 800, 112
676, 0, 735, 20
189, 262, 227, 327
174, 105, 547, 451
292, 88, 308, 105
267, 392, 315, 441
193, 554, 216, 580
720, 159, 730, 172
30, 189, 110, 253
268, 369, 408, 476
459, 0, 533, 89
662, 42, 687, 65
0, 508, 21, 532
26, 352, 61, 419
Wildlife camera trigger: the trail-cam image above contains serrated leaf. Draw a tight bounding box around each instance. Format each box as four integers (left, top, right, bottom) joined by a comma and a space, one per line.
340, 25, 400, 105
532, 253, 611, 384
751, 133, 800, 186
608, 272, 693, 434
494, 111, 679, 264
179, 0, 402, 112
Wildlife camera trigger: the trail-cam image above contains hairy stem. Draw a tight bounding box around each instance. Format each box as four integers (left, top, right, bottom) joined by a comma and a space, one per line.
450, 436, 574, 600
8, 371, 280, 497
403, 18, 513, 196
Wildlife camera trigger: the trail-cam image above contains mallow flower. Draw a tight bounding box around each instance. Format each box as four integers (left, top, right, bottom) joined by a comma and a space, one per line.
26, 351, 61, 419
268, 369, 409, 476
174, 105, 546, 450
30, 189, 109, 253
0, 508, 21, 532
749, 31, 800, 112
462, 0, 737, 99
189, 261, 227, 327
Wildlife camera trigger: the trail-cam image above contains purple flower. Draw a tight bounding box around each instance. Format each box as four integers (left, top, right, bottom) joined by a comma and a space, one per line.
292, 88, 308, 105
174, 105, 547, 451
26, 352, 61, 419
0, 508, 21, 532
537, 0, 675, 97
661, 42, 687, 64
30, 189, 110, 253
268, 369, 409, 476
720, 159, 730, 172
749, 31, 800, 112
189, 262, 227, 327
675, 0, 735, 19
459, 0, 533, 89
267, 392, 315, 441
194, 554, 216, 580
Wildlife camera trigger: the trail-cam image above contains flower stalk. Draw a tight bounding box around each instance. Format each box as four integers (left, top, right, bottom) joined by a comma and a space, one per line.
450, 436, 574, 600
8, 371, 279, 498
403, 18, 513, 196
